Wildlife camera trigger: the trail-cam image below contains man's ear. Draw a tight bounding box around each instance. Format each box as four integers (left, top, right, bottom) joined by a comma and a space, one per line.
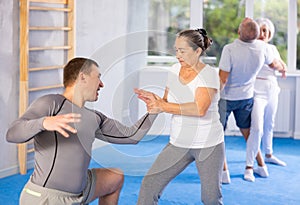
78, 72, 86, 83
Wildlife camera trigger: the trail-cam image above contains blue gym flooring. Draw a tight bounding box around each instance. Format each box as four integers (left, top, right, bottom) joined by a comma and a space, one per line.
1, 135, 300, 205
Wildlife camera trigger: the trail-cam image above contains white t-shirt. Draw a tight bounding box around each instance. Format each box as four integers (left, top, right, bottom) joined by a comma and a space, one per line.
256, 44, 280, 81
218, 39, 275, 100
166, 63, 224, 149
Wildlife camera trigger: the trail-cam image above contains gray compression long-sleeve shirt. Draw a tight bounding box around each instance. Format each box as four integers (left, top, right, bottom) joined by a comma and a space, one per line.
6, 94, 157, 193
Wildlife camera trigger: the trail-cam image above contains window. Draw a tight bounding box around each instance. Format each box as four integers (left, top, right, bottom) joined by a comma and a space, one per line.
148, 0, 189, 56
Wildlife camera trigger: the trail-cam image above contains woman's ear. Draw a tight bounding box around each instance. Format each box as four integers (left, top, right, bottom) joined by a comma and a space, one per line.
268, 31, 272, 41
196, 47, 202, 56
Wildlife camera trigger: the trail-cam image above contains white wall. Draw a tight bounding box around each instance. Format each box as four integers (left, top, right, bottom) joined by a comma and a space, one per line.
0, 0, 20, 178
76, 0, 149, 124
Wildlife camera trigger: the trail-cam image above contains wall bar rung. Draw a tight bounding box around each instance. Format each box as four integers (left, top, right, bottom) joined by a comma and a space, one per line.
29, 65, 64, 72
29, 84, 64, 92
29, 0, 67, 4
30, 6, 71, 12
29, 45, 71, 51
29, 26, 72, 31
27, 148, 35, 153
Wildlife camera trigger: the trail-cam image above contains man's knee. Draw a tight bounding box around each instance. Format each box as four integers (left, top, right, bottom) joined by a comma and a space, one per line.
109, 168, 124, 177
94, 167, 124, 191
109, 168, 124, 188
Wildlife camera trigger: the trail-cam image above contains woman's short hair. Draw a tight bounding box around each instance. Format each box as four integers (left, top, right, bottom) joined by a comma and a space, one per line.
256, 17, 275, 41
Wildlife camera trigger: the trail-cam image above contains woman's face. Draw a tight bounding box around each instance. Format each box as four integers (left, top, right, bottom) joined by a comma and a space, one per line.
174, 37, 201, 67
258, 25, 271, 42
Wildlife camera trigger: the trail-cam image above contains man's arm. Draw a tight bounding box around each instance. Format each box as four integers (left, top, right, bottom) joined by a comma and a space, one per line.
95, 111, 157, 144
6, 95, 80, 143
6, 116, 46, 143
219, 70, 230, 90
268, 58, 285, 72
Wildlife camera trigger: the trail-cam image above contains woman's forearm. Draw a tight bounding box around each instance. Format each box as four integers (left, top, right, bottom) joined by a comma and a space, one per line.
161, 101, 207, 117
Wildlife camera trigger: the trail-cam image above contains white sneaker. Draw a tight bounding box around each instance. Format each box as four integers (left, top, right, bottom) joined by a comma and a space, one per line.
244, 169, 255, 182
254, 165, 269, 178
265, 155, 287, 166
222, 170, 231, 184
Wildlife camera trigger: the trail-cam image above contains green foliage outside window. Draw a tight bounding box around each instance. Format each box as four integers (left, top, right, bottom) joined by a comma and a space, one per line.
203, 0, 245, 64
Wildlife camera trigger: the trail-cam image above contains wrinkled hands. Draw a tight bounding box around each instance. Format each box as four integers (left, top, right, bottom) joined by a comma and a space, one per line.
134, 88, 164, 114
43, 113, 81, 138
279, 59, 287, 78
279, 65, 287, 78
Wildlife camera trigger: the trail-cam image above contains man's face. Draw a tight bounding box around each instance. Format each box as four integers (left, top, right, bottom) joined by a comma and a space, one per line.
84, 65, 104, 102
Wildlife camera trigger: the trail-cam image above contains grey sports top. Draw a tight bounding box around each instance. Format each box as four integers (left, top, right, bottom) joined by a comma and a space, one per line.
6, 94, 156, 194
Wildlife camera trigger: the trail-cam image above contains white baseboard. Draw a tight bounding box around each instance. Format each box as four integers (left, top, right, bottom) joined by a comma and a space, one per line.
224, 130, 241, 136
0, 160, 34, 178
273, 131, 293, 138
293, 132, 300, 140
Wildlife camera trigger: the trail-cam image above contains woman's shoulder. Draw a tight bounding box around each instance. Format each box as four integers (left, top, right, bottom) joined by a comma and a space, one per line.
202, 64, 219, 76
198, 65, 220, 87
267, 43, 279, 51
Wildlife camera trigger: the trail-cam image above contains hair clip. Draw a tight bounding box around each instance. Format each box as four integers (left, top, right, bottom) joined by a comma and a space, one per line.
195, 28, 207, 37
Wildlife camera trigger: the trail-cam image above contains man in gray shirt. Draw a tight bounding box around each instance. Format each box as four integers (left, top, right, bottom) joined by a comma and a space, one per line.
6, 57, 157, 205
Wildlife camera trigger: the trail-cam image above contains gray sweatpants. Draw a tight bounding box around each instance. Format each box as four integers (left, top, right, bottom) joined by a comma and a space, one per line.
137, 142, 224, 205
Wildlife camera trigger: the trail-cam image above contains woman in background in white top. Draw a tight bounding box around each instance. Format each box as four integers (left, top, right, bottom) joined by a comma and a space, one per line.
135, 28, 224, 205
244, 18, 287, 182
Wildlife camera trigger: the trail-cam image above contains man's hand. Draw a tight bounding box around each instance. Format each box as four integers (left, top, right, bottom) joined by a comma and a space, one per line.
43, 113, 81, 138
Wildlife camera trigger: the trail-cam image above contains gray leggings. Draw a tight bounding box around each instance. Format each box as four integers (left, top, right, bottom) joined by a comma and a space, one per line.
137, 142, 224, 205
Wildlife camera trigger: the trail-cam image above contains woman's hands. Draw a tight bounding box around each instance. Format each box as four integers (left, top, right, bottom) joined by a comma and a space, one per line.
134, 88, 165, 114
279, 59, 287, 78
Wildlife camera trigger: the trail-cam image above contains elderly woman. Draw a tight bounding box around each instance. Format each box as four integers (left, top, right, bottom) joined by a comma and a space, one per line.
135, 28, 224, 205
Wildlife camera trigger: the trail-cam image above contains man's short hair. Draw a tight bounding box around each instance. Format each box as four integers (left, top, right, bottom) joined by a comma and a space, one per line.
63, 57, 99, 87
239, 18, 260, 42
